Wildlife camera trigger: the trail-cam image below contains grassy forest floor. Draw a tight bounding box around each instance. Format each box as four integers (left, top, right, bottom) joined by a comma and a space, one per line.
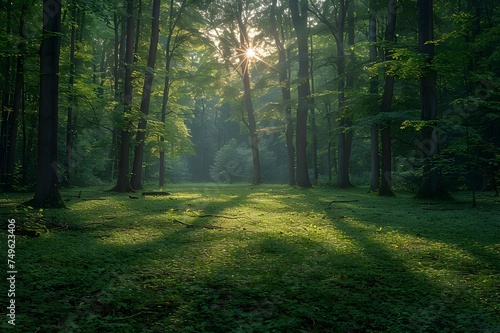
0, 184, 499, 332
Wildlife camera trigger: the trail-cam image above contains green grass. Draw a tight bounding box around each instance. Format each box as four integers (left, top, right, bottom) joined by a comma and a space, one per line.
1, 184, 499, 332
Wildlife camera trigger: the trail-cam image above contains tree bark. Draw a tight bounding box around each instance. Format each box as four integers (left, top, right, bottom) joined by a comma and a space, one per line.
29, 0, 64, 207
130, 0, 160, 190
415, 0, 449, 199
336, 0, 352, 189
236, 0, 261, 185
379, 0, 397, 197
4, 5, 26, 191
111, 0, 134, 193
310, 31, 318, 185
159, 0, 188, 187
369, 0, 380, 192
0, 2, 12, 185
271, 0, 295, 186
63, 0, 77, 186
289, 0, 312, 188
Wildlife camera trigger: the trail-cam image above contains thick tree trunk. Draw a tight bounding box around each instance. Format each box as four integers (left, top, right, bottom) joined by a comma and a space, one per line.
29, 0, 64, 208
290, 0, 312, 188
131, 0, 160, 190
271, 0, 295, 186
416, 0, 449, 199
111, 0, 134, 193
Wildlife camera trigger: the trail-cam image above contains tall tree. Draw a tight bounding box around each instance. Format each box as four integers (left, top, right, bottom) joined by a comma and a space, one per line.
159, 0, 190, 187
378, 0, 397, 197
29, 0, 64, 207
336, 0, 352, 189
289, 0, 312, 188
369, 0, 380, 192
0, 1, 13, 186
310, 0, 351, 188
235, 0, 262, 185
416, 0, 449, 199
111, 0, 134, 192
310, 30, 318, 185
63, 0, 77, 186
270, 0, 295, 185
130, 0, 161, 190
4, 4, 27, 190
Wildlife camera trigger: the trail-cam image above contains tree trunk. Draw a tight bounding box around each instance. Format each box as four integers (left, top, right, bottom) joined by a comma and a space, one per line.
159, 0, 188, 187
310, 31, 318, 185
271, 0, 295, 186
63, 0, 77, 186
106, 13, 122, 181
369, 0, 380, 192
416, 0, 449, 199
336, 0, 352, 189
4, 5, 26, 191
131, 0, 160, 190
28, 0, 64, 208
111, 0, 134, 193
379, 0, 397, 197
236, 0, 261, 185
0, 2, 12, 186
290, 0, 312, 188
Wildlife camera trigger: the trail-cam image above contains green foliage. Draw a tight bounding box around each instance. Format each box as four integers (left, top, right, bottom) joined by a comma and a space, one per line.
210, 139, 252, 183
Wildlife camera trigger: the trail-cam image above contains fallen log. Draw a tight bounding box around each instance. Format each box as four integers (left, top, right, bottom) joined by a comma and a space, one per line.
142, 191, 171, 196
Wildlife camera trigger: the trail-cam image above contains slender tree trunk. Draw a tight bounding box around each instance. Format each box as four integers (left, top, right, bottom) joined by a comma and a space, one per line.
369, 0, 380, 192
160, 0, 188, 187
131, 0, 160, 190
290, 0, 312, 188
159, 34, 172, 188
379, 0, 397, 196
336, 0, 351, 189
134, 0, 142, 62
63, 0, 77, 186
0, 2, 12, 185
5, 5, 26, 191
416, 0, 449, 199
340, 0, 355, 188
271, 0, 295, 186
326, 102, 333, 182
111, 0, 134, 193
236, 0, 261, 184
310, 30, 318, 185
29, 0, 64, 207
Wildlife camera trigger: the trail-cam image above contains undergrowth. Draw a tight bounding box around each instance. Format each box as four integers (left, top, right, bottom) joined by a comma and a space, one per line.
0, 184, 498, 332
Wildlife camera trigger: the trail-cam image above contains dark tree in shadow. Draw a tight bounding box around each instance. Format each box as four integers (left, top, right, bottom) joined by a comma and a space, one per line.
416, 0, 449, 199
29, 0, 64, 208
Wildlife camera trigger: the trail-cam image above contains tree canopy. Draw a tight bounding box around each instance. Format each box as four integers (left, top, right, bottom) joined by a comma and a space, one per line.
0, 0, 498, 203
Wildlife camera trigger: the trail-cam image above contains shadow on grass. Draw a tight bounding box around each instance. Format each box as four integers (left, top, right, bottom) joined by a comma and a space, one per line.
2, 185, 498, 332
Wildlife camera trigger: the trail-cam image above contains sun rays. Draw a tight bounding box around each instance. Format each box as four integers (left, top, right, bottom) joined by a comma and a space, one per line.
231, 41, 274, 75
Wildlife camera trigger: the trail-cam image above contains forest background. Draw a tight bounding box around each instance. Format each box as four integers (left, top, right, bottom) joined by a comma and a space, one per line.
0, 0, 499, 203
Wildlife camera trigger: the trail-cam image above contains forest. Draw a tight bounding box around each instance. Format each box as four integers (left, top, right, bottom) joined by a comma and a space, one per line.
0, 0, 499, 332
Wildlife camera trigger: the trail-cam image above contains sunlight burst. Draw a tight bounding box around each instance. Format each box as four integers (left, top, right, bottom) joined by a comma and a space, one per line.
246, 47, 256, 59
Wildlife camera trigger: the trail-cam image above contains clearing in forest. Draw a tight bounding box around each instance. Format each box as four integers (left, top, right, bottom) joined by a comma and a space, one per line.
0, 184, 498, 332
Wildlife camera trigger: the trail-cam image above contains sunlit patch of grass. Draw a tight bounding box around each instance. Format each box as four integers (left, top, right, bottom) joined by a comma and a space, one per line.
1, 184, 498, 332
